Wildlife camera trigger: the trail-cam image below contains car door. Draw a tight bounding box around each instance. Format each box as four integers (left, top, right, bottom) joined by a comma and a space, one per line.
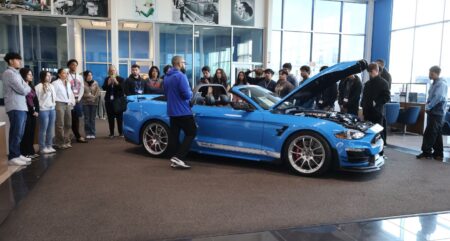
192, 104, 264, 157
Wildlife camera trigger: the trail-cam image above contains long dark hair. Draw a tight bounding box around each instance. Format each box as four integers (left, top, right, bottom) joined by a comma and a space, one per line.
148, 66, 160, 80
235, 71, 248, 86
57, 68, 66, 78
83, 70, 92, 81
39, 70, 49, 93
20, 68, 34, 88
213, 68, 228, 86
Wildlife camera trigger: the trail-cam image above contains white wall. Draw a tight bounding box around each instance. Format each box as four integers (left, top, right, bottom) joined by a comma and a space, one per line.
116, 0, 265, 28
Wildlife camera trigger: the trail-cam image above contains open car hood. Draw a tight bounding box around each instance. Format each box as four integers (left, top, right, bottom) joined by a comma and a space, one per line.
270, 60, 368, 111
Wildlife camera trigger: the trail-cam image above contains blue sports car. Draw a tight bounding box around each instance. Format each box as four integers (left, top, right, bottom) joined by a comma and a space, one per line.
123, 60, 384, 176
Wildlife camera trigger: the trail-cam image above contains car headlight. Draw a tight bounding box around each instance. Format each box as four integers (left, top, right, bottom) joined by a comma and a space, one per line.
335, 129, 365, 140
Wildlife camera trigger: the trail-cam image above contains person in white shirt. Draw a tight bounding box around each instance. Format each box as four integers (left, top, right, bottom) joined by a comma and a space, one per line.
67, 59, 87, 143
52, 68, 75, 149
35, 71, 57, 154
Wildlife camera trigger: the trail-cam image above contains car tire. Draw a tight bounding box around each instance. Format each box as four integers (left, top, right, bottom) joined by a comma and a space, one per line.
142, 121, 170, 157
282, 131, 332, 177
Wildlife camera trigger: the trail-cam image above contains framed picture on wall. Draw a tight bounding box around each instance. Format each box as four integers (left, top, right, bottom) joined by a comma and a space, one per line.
53, 0, 108, 17
231, 0, 254, 26
0, 0, 51, 13
172, 0, 219, 24
135, 0, 155, 19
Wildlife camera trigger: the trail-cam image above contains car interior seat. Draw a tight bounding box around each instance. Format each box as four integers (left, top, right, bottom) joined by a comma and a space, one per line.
205, 95, 216, 106
216, 94, 230, 106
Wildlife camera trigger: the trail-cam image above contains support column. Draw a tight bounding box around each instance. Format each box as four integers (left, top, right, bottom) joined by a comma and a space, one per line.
110, 0, 119, 69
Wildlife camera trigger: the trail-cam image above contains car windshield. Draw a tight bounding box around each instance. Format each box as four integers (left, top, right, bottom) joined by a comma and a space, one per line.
237, 86, 280, 110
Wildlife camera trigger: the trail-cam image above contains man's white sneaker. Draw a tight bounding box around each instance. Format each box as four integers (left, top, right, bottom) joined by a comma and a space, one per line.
170, 157, 191, 169
19, 155, 32, 162
41, 148, 52, 154
48, 147, 57, 153
9, 157, 29, 166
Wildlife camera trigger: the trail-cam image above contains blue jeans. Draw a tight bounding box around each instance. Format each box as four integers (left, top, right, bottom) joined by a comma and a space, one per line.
38, 109, 56, 150
7, 110, 27, 160
83, 105, 97, 136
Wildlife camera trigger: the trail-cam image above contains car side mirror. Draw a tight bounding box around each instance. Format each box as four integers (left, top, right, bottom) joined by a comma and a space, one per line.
231, 101, 254, 112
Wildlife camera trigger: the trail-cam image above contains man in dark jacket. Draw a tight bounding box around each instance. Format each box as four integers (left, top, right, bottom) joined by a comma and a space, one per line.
258, 68, 277, 92
417, 66, 448, 160
375, 59, 392, 89
198, 65, 211, 84
361, 63, 390, 148
124, 64, 149, 95
245, 68, 265, 85
282, 63, 298, 87
315, 66, 337, 111
163, 56, 196, 169
338, 74, 362, 116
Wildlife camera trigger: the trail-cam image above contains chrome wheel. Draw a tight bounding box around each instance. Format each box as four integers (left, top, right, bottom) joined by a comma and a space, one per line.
288, 135, 326, 174
143, 122, 169, 156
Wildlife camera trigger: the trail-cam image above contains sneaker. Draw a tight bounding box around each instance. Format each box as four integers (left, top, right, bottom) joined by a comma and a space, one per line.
8, 157, 29, 166
109, 135, 114, 139
48, 147, 57, 153
416, 153, 432, 159
31, 153, 39, 159
19, 155, 32, 162
41, 148, 52, 154
170, 157, 190, 169
55, 145, 67, 150
91, 135, 96, 139
66, 143, 72, 148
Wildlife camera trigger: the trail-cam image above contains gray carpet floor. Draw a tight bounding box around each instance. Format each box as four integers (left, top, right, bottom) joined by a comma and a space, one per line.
1, 119, 450, 241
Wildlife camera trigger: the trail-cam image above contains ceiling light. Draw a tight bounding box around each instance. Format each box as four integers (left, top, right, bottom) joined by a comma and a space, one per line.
60, 23, 67, 27
123, 22, 138, 29
91, 21, 107, 27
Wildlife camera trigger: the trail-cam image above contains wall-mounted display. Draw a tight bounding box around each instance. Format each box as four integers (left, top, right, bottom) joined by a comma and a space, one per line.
0, 0, 51, 13
53, 0, 108, 17
172, 0, 219, 24
135, 0, 155, 19
231, 0, 254, 26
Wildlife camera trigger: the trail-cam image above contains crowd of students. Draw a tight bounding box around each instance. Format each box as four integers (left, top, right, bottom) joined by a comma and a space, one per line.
3, 50, 447, 166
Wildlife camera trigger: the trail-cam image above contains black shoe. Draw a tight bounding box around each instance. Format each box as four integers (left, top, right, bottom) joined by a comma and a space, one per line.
108, 135, 114, 139
416, 153, 432, 159
433, 155, 444, 161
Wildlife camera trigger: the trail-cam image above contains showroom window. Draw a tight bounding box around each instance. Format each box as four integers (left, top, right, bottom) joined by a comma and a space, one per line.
0, 15, 20, 104
389, 0, 449, 102
270, 0, 367, 77
83, 26, 152, 86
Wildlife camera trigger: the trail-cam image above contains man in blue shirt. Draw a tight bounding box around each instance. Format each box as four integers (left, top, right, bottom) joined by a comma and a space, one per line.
163, 56, 196, 169
417, 66, 448, 160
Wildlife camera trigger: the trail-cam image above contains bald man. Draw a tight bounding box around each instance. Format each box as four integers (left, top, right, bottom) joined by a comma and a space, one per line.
163, 56, 196, 169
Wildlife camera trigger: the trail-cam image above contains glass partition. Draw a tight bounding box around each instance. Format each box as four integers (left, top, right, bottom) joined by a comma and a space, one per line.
283, 0, 312, 31
194, 25, 231, 85
389, 29, 414, 84
0, 15, 20, 103
392, 0, 417, 30
233, 28, 263, 63
22, 16, 67, 83
158, 24, 193, 86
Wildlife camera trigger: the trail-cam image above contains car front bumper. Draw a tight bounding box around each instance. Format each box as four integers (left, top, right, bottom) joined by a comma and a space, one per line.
339, 153, 385, 173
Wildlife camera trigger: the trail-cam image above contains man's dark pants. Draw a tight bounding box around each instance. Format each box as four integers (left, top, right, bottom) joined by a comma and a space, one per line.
169, 115, 197, 160
421, 114, 444, 157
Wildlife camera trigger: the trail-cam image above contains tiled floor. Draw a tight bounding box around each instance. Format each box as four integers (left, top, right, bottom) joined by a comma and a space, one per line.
173, 213, 450, 241
5, 146, 450, 241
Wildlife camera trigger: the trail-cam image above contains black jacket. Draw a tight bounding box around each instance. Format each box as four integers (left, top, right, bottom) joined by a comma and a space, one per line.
257, 79, 277, 92
338, 75, 362, 114
103, 76, 125, 103
380, 68, 392, 89
361, 76, 391, 121
245, 70, 264, 85
316, 83, 337, 110
124, 75, 149, 96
